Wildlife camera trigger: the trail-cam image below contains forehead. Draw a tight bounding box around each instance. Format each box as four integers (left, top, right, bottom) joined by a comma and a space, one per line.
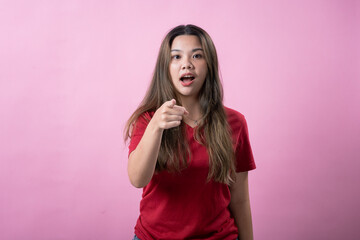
170, 35, 202, 49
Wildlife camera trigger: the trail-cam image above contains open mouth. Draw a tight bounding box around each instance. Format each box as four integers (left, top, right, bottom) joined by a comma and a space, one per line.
180, 76, 195, 83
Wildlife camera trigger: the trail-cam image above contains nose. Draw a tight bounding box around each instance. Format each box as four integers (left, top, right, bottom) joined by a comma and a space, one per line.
181, 57, 193, 69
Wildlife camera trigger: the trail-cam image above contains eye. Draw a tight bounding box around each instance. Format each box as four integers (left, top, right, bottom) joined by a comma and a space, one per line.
193, 54, 202, 59
171, 55, 181, 60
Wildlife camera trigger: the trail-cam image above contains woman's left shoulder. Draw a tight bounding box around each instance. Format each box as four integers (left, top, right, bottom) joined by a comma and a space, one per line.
223, 106, 246, 126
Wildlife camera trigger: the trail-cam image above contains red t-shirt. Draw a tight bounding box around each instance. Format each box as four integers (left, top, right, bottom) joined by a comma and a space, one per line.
128, 106, 256, 240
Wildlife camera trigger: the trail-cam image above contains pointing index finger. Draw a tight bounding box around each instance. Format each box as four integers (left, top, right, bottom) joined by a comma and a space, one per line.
167, 99, 176, 108
173, 105, 189, 115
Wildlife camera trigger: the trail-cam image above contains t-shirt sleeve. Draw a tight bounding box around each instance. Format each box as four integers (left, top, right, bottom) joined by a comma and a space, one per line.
128, 112, 152, 158
234, 115, 256, 172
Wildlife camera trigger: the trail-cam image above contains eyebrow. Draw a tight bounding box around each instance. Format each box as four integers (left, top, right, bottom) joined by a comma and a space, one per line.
170, 48, 204, 52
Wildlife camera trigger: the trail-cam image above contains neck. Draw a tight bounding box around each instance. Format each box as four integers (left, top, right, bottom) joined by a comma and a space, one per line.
179, 96, 202, 120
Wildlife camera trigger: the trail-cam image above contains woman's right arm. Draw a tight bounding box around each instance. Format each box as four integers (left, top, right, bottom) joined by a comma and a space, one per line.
127, 99, 187, 188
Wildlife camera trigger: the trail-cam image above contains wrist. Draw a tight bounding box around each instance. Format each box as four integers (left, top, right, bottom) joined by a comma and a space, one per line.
148, 119, 164, 134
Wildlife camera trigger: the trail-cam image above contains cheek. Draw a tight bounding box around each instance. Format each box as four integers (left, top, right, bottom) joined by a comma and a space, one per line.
169, 63, 178, 73
169, 65, 176, 78
199, 61, 207, 73
200, 65, 208, 78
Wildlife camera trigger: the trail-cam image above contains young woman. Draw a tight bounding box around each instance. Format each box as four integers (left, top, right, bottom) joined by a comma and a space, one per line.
124, 24, 256, 240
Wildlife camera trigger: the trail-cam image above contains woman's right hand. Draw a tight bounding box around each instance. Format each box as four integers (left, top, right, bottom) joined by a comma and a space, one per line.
151, 99, 189, 130
128, 99, 188, 188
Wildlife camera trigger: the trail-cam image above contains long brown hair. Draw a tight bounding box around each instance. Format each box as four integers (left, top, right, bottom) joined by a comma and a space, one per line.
124, 24, 236, 185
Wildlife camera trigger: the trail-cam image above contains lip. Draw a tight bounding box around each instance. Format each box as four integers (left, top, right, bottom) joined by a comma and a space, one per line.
179, 72, 195, 86
180, 72, 195, 78
180, 79, 194, 86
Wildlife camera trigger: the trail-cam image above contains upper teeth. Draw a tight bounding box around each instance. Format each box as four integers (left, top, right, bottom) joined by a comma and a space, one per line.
183, 75, 192, 77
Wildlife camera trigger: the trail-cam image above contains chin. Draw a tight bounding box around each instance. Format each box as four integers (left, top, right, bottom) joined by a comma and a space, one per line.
179, 92, 198, 98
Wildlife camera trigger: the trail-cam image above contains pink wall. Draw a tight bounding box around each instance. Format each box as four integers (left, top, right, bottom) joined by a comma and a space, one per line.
1, 0, 359, 239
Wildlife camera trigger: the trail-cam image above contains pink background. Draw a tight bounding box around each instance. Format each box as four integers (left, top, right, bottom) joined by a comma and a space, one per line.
1, 0, 359, 239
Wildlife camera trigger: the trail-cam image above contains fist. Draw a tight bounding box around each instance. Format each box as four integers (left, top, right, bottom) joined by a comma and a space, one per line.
152, 99, 188, 130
